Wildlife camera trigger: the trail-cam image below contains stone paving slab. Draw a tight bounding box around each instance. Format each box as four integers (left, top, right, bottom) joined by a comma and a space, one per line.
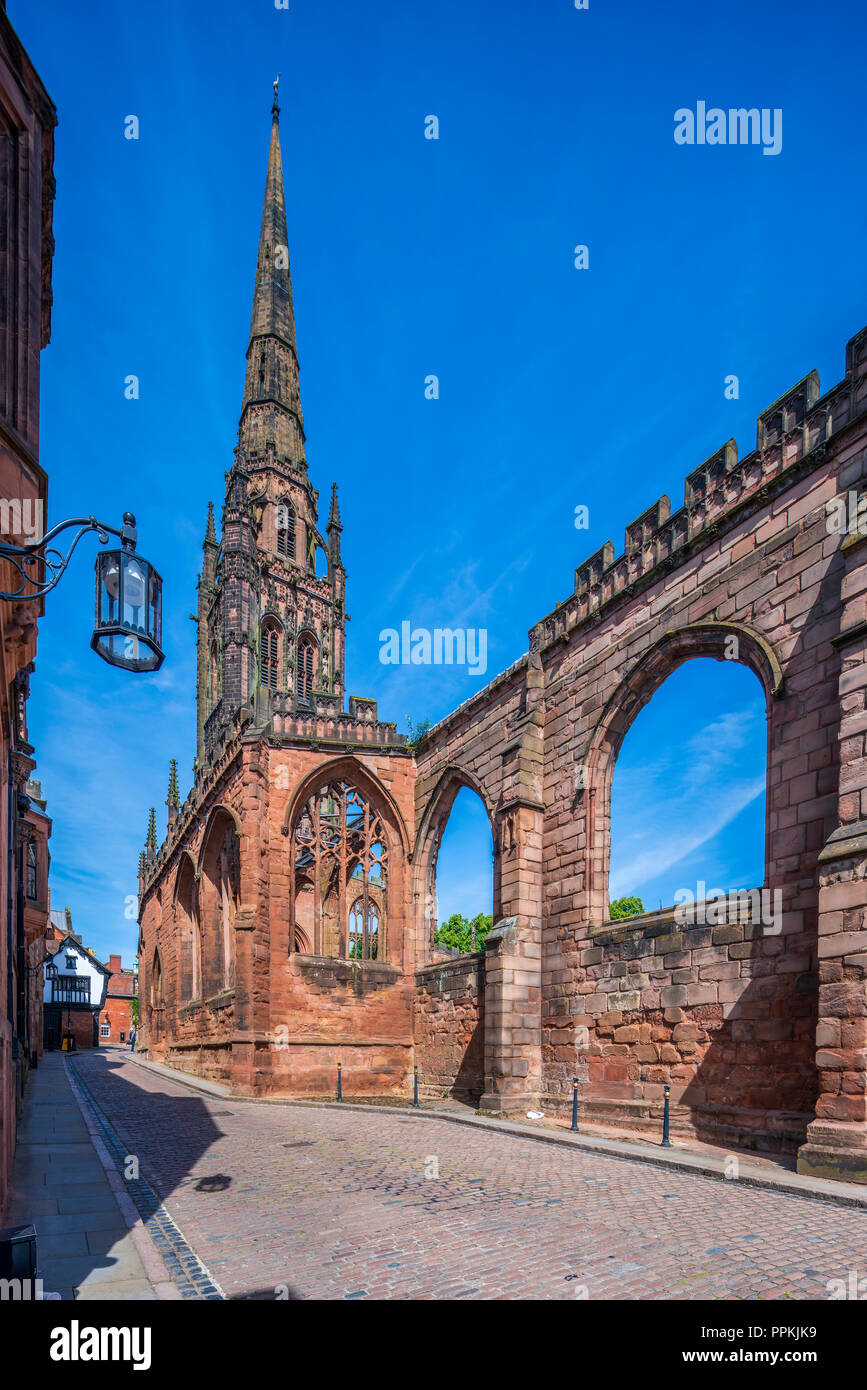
77, 1048, 867, 1302
2, 1053, 183, 1301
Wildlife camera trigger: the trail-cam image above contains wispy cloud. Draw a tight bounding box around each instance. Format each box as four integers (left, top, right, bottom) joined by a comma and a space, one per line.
610, 703, 766, 899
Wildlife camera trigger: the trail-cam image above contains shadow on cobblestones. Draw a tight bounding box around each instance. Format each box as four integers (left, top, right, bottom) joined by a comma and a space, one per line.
69, 1053, 228, 1298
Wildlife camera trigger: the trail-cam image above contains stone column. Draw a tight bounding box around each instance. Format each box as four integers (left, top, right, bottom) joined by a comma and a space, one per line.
479, 799, 543, 1114
230, 745, 267, 1095
798, 522, 867, 1182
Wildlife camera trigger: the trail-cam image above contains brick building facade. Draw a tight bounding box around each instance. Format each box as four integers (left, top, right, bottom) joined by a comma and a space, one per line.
137, 90, 867, 1184
98, 953, 136, 1044
0, 2, 55, 1211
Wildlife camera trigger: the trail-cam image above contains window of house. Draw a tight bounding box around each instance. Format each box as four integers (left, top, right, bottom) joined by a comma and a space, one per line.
100, 1022, 110, 1038
25, 841, 37, 899
53, 976, 90, 1004
65, 954, 76, 969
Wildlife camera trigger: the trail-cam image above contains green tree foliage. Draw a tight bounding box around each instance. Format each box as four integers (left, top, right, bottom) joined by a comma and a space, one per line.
609, 895, 644, 920
130, 996, 139, 1027
434, 912, 494, 954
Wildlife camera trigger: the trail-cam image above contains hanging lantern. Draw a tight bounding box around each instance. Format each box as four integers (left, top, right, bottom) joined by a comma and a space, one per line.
91, 513, 164, 672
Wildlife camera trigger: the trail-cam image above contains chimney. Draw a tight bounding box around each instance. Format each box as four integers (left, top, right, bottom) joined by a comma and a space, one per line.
109, 954, 122, 974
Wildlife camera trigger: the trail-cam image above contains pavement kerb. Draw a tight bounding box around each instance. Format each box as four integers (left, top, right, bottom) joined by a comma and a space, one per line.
125, 1052, 867, 1212
65, 1058, 183, 1299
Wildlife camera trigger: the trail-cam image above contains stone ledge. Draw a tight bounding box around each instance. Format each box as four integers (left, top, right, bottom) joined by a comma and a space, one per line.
797, 1142, 867, 1185
818, 820, 867, 863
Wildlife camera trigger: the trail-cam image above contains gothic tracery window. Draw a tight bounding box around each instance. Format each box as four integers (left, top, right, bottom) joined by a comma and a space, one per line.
276, 502, 295, 558
261, 619, 281, 691
290, 780, 387, 960
297, 635, 315, 706
348, 901, 379, 960
209, 640, 219, 706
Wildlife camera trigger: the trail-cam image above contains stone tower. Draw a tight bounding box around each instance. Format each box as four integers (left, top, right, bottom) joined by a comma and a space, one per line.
195, 81, 346, 766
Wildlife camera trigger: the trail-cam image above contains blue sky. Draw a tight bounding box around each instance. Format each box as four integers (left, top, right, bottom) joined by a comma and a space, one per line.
13, 0, 866, 961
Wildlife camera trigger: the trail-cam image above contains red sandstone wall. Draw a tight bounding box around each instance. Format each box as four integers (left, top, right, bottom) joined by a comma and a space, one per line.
139, 741, 418, 1097
412, 330, 867, 1150
414, 955, 484, 1103
543, 908, 816, 1154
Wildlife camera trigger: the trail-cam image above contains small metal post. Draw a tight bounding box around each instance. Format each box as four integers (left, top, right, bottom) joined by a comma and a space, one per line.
337, 1061, 342, 1103
413, 1065, 419, 1109
661, 1082, 672, 1147
571, 1077, 579, 1132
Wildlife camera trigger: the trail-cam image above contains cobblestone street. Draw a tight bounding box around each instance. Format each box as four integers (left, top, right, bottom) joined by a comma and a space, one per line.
67, 1051, 867, 1301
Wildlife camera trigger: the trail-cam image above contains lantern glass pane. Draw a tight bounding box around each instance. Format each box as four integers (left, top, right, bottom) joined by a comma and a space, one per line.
100, 553, 120, 623
122, 554, 147, 631
148, 569, 161, 645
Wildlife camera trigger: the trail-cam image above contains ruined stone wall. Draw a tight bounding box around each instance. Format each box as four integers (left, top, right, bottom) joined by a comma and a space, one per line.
138, 326, 867, 1178
414, 955, 485, 1102
415, 327, 867, 1172
545, 905, 816, 1154
138, 733, 417, 1098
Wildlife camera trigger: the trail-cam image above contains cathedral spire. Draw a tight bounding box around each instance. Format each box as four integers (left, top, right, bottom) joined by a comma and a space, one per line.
204, 500, 217, 548
328, 481, 342, 530
238, 84, 305, 462
166, 759, 180, 827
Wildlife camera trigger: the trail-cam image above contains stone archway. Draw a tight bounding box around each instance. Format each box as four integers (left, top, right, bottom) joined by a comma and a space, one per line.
284, 757, 410, 967
174, 852, 199, 1002
198, 807, 241, 998
412, 764, 498, 966
581, 621, 783, 926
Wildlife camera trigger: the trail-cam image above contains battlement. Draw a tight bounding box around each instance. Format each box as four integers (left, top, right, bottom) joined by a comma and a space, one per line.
560, 325, 867, 646
269, 690, 408, 750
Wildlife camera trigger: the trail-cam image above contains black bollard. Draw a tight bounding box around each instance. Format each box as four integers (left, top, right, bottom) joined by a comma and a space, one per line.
661, 1082, 672, 1147
337, 1061, 343, 1103
413, 1065, 419, 1109
571, 1077, 579, 1132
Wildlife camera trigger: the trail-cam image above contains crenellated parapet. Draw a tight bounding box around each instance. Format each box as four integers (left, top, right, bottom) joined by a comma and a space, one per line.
550, 325, 867, 651
269, 691, 408, 749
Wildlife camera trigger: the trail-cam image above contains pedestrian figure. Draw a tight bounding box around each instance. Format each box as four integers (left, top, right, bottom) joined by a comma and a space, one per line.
129, 1027, 136, 1051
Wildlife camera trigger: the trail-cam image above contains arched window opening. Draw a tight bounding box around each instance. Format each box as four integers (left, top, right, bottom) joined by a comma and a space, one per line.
430, 786, 493, 956
276, 502, 295, 559
348, 901, 379, 960
175, 856, 199, 1002
209, 640, 219, 707
150, 949, 164, 1045
290, 779, 388, 960
151, 952, 163, 1008
608, 658, 767, 921
258, 352, 266, 396
261, 619, 281, 691
200, 811, 240, 997
297, 635, 315, 707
